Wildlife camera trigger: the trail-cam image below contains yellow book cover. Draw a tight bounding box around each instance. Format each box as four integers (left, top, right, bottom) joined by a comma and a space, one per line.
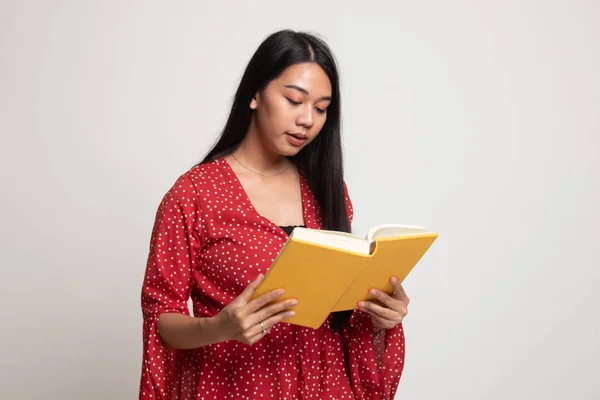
251, 224, 439, 329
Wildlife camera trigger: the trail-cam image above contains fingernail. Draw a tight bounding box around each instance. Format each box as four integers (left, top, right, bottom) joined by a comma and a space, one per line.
391, 277, 398, 283
369, 289, 376, 296
358, 301, 365, 308
287, 311, 295, 317
290, 299, 298, 306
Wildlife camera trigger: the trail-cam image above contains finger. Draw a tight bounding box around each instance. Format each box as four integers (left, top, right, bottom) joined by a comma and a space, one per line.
367, 312, 397, 330
246, 309, 296, 341
368, 288, 401, 310
358, 299, 401, 321
390, 277, 408, 301
237, 273, 265, 303
245, 297, 298, 328
243, 287, 286, 315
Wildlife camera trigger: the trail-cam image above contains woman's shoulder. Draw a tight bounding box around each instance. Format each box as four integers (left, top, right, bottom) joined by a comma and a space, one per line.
182, 157, 226, 186
161, 158, 226, 201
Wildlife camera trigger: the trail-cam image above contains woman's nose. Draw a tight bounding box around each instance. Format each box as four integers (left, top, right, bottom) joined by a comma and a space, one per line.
296, 106, 314, 128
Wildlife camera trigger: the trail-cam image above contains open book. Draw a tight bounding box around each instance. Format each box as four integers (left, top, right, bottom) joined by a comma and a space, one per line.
251, 224, 439, 329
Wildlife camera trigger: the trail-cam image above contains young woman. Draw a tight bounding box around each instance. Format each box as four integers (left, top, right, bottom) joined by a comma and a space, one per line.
139, 29, 410, 400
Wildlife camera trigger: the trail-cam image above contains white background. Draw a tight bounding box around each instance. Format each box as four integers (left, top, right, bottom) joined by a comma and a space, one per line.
1, 1, 599, 399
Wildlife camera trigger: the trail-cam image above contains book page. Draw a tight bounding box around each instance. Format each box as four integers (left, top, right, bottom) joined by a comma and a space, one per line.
291, 228, 371, 254
367, 224, 429, 242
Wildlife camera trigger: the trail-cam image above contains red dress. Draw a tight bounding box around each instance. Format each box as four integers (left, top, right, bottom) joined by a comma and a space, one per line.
139, 158, 406, 399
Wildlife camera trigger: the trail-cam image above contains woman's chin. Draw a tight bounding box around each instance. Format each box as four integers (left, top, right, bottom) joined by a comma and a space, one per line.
275, 141, 305, 157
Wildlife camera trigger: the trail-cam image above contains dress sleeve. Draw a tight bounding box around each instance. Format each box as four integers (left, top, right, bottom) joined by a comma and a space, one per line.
139, 174, 202, 400
341, 181, 406, 400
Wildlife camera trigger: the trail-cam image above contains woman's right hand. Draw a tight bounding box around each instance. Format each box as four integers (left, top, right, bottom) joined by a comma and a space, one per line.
214, 273, 297, 345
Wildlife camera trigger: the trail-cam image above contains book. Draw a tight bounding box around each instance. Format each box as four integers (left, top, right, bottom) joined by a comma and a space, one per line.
251, 224, 439, 329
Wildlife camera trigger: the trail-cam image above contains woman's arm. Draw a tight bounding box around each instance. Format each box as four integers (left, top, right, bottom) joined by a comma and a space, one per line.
157, 274, 297, 350
373, 328, 386, 369
157, 313, 222, 349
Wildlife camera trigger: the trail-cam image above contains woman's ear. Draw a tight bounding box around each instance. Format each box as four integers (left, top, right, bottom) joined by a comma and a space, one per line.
250, 93, 259, 110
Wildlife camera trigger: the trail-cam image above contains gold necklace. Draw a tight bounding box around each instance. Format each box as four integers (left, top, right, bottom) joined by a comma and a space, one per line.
230, 152, 289, 178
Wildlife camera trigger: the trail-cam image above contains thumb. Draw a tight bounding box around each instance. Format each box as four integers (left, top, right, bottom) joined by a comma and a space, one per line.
393, 284, 408, 301
390, 277, 407, 299
237, 273, 265, 303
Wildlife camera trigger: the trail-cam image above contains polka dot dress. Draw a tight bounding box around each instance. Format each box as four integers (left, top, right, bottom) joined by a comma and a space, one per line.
139, 158, 406, 399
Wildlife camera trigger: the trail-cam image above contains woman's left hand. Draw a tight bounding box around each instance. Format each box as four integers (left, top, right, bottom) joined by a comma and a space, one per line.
357, 277, 409, 330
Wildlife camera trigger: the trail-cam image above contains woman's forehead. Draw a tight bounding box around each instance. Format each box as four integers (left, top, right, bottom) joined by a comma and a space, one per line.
274, 63, 332, 96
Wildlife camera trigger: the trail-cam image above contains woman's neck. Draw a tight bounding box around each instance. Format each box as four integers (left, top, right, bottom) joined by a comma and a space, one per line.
233, 120, 289, 175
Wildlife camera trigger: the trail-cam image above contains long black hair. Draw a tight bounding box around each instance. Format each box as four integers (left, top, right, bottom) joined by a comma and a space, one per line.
199, 30, 352, 329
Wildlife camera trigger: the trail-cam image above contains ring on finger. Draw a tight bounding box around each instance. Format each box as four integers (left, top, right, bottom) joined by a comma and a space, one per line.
260, 321, 266, 335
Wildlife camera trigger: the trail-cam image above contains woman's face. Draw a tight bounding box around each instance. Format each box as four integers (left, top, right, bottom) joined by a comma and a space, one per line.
250, 62, 333, 157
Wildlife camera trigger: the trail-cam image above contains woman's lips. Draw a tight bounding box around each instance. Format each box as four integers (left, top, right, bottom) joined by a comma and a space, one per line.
286, 133, 307, 146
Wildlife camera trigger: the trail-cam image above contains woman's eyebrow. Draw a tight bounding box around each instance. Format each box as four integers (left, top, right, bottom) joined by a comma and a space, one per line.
284, 85, 332, 101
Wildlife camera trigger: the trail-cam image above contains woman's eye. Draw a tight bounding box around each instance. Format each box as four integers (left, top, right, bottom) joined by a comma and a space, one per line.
286, 97, 326, 114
